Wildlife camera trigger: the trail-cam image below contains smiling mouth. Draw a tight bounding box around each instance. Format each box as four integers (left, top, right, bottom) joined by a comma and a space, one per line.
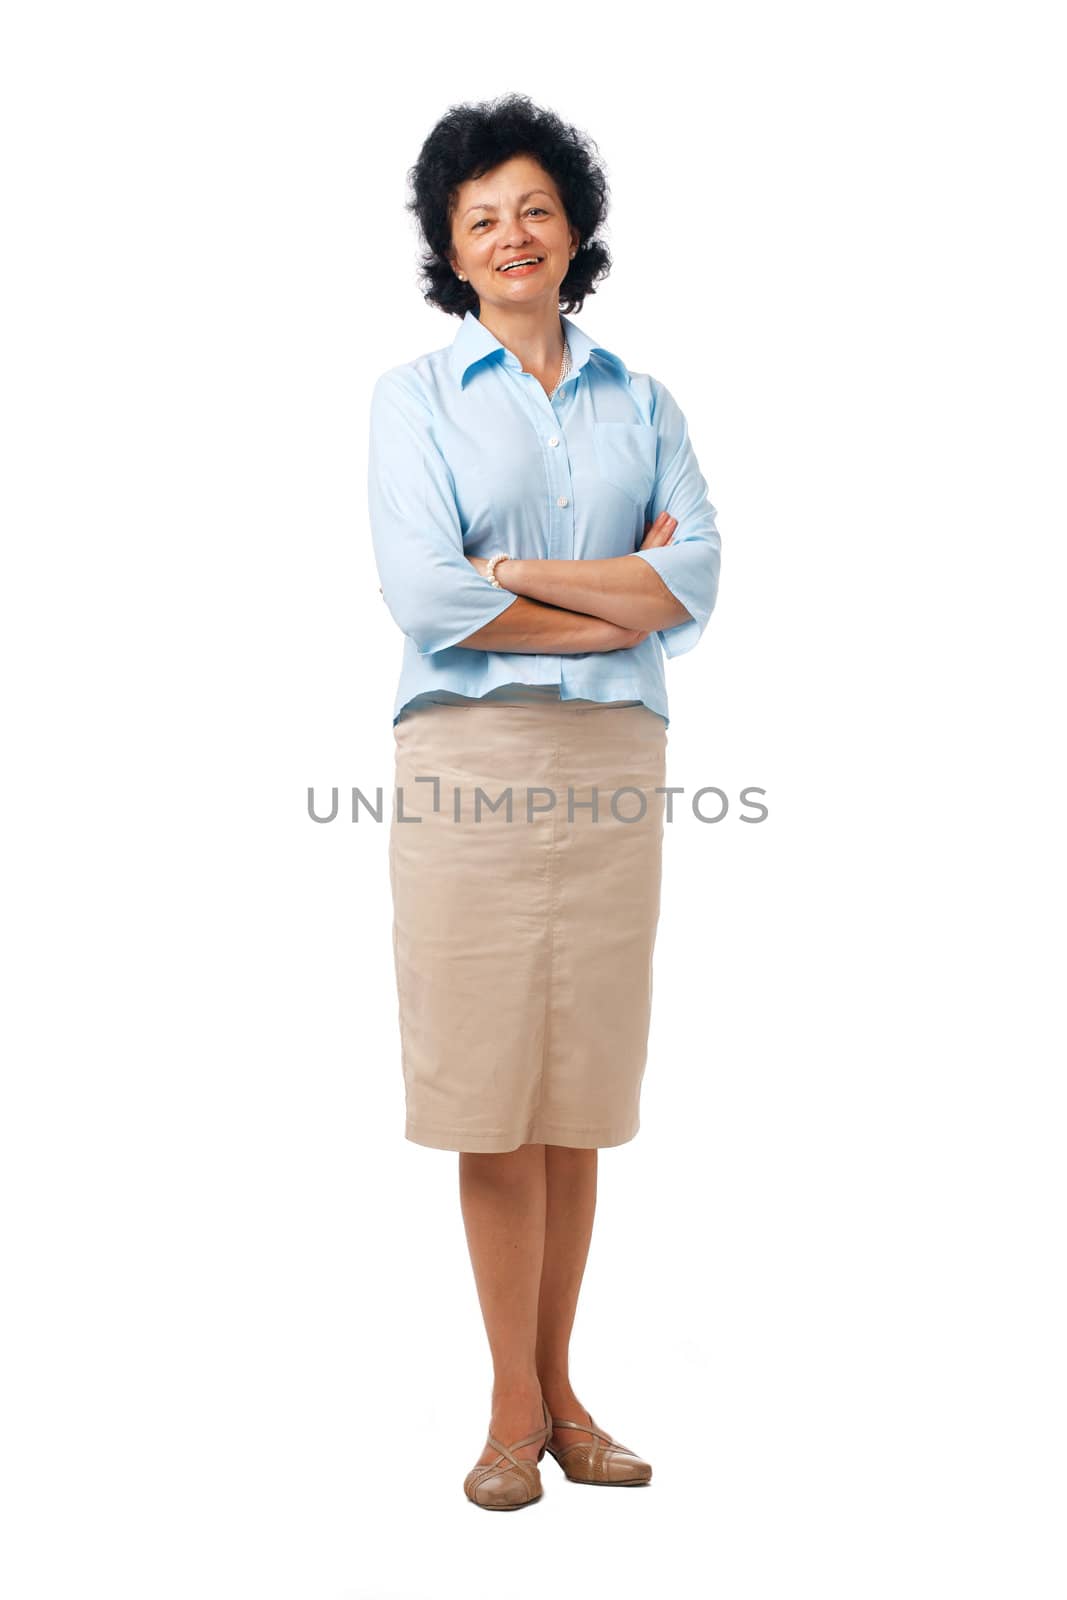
497, 256, 545, 272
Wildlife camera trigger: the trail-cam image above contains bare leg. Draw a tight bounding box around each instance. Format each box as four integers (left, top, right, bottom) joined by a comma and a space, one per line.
535, 1146, 600, 1450
458, 1142, 548, 1466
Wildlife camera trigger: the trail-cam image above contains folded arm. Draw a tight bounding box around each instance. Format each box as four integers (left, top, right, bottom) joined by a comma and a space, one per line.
456, 595, 649, 654
490, 531, 692, 634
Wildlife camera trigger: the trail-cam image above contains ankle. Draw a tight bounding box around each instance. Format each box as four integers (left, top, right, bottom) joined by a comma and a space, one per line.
537, 1361, 571, 1384
491, 1378, 543, 1407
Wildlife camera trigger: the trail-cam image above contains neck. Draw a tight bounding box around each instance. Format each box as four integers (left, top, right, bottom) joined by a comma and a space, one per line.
476, 302, 566, 378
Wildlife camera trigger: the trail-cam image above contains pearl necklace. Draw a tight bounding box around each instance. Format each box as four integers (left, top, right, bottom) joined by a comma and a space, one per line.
551, 327, 571, 399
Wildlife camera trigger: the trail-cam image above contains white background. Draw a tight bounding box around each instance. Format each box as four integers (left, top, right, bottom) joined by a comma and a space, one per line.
2, 3, 1064, 1597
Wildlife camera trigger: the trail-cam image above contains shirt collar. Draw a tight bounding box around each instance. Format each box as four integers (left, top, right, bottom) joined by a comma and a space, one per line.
448, 308, 630, 391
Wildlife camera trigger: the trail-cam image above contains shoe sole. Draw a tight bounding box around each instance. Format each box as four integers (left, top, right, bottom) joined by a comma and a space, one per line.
465, 1492, 543, 1509
550, 1476, 651, 1486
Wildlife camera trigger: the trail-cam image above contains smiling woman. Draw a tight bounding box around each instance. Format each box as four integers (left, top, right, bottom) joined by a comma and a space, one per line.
367, 91, 723, 1510
446, 162, 582, 396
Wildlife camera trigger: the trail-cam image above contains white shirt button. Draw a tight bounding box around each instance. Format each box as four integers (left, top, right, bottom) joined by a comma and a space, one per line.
548, 436, 560, 447
557, 495, 569, 508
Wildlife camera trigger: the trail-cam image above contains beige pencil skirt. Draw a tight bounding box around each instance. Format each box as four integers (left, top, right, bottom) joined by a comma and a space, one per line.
387, 690, 668, 1153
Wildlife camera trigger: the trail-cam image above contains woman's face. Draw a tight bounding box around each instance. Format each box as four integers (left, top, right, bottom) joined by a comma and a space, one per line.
448, 153, 579, 313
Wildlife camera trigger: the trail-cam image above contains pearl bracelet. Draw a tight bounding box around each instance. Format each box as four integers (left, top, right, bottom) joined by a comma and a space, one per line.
485, 552, 512, 589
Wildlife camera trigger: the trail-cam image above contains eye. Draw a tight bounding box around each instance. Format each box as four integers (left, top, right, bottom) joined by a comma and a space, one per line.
472, 206, 549, 231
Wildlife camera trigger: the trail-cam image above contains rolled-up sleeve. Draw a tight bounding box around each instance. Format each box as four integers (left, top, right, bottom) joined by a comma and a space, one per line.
634, 377, 722, 658
367, 369, 519, 655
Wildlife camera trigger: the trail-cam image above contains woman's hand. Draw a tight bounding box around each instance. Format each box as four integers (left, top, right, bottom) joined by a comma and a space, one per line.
640, 511, 677, 550
467, 555, 492, 580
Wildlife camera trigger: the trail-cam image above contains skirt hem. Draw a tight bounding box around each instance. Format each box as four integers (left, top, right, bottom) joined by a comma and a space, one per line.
405, 1118, 640, 1154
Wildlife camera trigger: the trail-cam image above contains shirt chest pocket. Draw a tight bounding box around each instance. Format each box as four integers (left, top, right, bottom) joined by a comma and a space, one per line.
593, 421, 658, 509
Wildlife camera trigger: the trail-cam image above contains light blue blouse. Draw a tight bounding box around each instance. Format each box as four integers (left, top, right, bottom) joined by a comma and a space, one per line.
367, 310, 722, 728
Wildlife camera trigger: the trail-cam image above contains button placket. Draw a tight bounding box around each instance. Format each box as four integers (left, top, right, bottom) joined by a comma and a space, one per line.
548, 458, 573, 560
506, 362, 576, 563
497, 359, 580, 698
551, 391, 576, 562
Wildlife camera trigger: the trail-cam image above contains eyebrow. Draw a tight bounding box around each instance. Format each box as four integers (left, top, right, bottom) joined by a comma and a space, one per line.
462, 189, 554, 218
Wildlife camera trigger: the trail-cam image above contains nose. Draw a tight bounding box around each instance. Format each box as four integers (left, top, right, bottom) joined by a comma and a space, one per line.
499, 216, 536, 248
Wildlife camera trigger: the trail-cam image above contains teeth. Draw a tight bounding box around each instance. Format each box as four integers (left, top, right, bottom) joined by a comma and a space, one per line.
500, 257, 541, 270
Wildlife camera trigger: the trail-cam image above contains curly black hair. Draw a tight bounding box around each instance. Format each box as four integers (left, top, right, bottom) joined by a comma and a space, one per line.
405, 92, 612, 318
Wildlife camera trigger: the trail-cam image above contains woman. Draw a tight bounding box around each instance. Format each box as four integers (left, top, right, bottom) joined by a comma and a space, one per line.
367, 94, 722, 1509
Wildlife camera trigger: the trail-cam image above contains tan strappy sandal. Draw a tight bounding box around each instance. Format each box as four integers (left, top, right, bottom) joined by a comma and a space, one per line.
463, 1395, 553, 1509
543, 1411, 653, 1485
